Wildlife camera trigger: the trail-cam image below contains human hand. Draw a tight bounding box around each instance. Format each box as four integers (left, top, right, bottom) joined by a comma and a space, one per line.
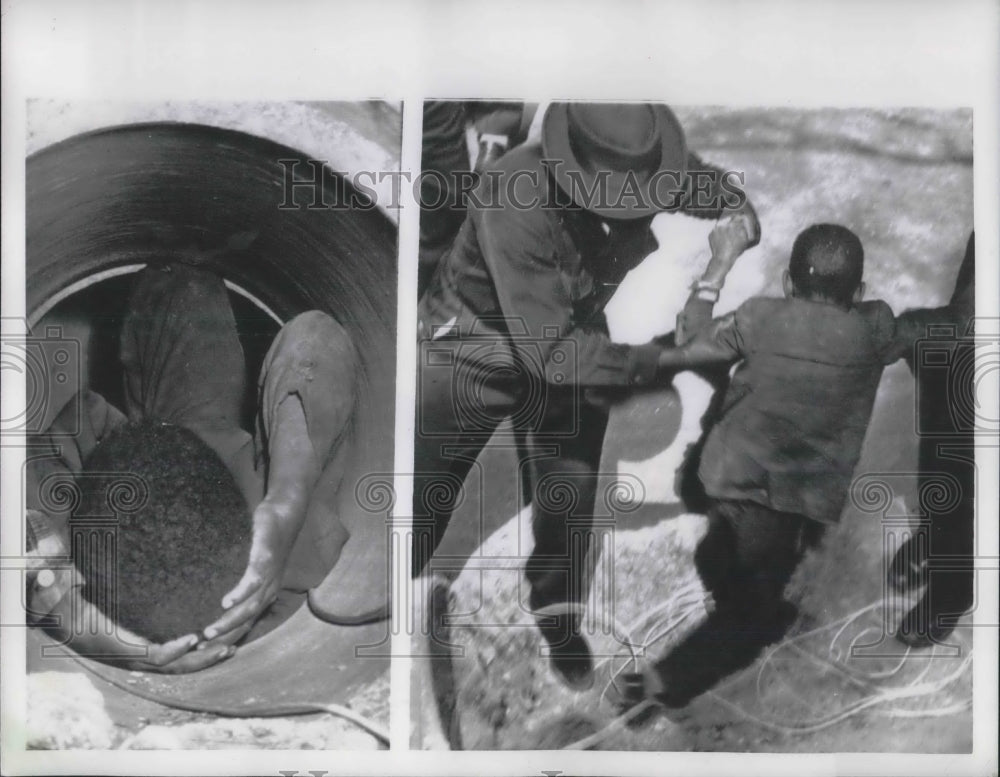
119, 633, 236, 674
703, 212, 758, 286
50, 591, 239, 674
203, 501, 295, 643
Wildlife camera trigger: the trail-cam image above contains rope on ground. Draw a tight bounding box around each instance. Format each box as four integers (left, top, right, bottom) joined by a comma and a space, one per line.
703, 598, 973, 735
567, 593, 971, 746
444, 577, 972, 749
561, 700, 659, 750
558, 587, 713, 750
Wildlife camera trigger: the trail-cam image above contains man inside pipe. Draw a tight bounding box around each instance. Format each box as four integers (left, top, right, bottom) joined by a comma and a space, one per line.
413, 102, 759, 690
26, 261, 358, 672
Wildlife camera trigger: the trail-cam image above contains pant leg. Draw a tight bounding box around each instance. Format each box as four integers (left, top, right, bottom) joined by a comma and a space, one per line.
412, 338, 519, 576
254, 311, 357, 591
523, 393, 610, 614
419, 102, 471, 297
120, 263, 246, 434
412, 428, 493, 577
723, 502, 818, 622
924, 233, 976, 618
118, 263, 261, 505
652, 499, 819, 705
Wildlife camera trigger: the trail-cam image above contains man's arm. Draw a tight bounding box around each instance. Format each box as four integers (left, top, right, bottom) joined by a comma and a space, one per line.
25, 396, 231, 673
657, 313, 744, 379
680, 153, 761, 247
44, 586, 237, 673
205, 311, 358, 641
882, 304, 955, 368
883, 234, 975, 368
26, 509, 235, 674
675, 214, 757, 346
27, 390, 128, 538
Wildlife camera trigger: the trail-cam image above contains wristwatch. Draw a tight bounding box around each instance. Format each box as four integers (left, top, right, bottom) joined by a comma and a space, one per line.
692, 278, 722, 302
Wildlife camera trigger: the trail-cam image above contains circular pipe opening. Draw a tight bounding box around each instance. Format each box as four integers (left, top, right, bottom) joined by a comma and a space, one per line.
34, 270, 283, 433
26, 121, 397, 700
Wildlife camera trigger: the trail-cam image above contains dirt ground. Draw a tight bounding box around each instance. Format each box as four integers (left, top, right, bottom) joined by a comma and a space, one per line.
415, 107, 975, 752
26, 666, 389, 750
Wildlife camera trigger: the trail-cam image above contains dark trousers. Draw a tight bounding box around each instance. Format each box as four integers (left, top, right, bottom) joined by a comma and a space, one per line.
652, 498, 825, 706
911, 232, 976, 629
412, 340, 610, 614
908, 336, 975, 632
419, 102, 471, 296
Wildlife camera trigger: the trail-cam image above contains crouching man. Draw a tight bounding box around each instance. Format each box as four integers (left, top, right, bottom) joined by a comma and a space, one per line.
26, 261, 362, 671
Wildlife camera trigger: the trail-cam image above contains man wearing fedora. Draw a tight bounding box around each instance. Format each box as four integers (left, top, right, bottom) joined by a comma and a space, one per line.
413, 101, 758, 689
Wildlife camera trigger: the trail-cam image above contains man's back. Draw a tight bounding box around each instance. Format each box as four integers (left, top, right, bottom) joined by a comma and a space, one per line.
699, 295, 898, 524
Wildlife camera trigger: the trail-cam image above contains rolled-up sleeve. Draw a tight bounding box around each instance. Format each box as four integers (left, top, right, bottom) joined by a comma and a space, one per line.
26, 391, 126, 525
676, 295, 717, 346
687, 311, 746, 361
475, 195, 662, 389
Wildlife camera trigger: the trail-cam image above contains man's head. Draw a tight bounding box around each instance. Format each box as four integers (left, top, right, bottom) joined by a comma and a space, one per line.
785, 223, 865, 307
542, 102, 688, 221
74, 421, 251, 643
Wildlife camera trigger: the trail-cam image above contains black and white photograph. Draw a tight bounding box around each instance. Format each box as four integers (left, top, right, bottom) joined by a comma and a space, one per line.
1, 2, 997, 776
411, 100, 982, 752
14, 100, 400, 749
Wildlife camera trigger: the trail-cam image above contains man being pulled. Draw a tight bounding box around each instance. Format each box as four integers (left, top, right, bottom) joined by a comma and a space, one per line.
413, 102, 758, 690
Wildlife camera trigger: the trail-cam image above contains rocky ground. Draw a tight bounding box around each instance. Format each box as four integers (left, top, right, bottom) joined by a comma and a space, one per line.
26, 668, 389, 750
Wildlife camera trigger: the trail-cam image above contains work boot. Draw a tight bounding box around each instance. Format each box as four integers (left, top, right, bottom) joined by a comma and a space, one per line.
895, 578, 972, 648
610, 668, 663, 727
537, 612, 594, 691
887, 535, 929, 594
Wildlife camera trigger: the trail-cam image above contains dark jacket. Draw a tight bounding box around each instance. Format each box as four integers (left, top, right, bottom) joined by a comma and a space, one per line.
418, 142, 734, 390
689, 296, 904, 523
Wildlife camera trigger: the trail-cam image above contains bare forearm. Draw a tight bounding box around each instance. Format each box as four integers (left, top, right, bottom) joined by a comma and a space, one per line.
44, 591, 147, 663
676, 213, 756, 346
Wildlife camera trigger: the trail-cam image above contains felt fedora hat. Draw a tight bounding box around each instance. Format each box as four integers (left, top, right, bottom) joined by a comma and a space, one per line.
542, 102, 688, 220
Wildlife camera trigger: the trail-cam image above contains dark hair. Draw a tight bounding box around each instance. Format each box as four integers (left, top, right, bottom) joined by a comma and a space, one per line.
73, 421, 251, 643
789, 224, 864, 306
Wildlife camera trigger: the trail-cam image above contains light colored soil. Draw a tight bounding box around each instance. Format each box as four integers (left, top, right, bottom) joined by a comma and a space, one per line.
26, 668, 389, 750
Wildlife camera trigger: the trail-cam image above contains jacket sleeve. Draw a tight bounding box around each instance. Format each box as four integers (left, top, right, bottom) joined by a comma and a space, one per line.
884, 304, 954, 368
885, 236, 975, 366
26, 391, 127, 524
685, 309, 747, 362
474, 198, 661, 389
679, 152, 753, 220
23, 393, 123, 620
675, 294, 717, 346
